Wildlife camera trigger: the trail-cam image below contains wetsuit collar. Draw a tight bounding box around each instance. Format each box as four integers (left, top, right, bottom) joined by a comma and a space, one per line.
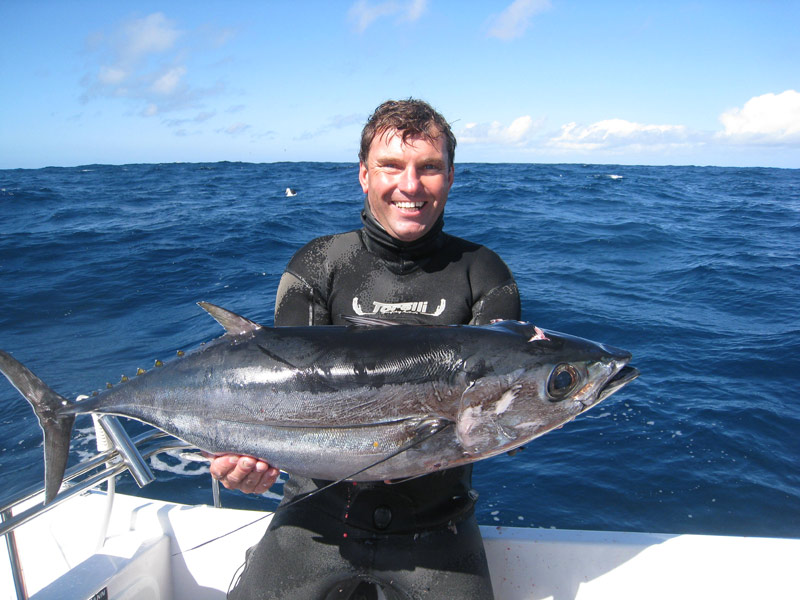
360, 198, 446, 265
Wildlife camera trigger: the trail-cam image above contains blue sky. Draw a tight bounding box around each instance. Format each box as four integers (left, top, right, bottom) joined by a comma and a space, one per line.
1, 1, 798, 168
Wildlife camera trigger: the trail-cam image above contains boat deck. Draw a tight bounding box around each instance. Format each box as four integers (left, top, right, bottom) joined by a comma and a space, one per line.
2, 490, 798, 599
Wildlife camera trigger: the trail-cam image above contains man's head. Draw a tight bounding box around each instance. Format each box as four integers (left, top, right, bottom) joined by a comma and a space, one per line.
359, 99, 457, 169
359, 99, 456, 243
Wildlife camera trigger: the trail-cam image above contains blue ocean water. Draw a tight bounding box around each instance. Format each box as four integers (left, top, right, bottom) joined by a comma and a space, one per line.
1, 162, 798, 538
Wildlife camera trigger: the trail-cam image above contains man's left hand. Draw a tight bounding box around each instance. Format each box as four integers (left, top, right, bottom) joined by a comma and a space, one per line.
206, 453, 280, 494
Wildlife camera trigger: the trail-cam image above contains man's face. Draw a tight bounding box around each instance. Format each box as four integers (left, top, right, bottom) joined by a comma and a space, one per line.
359, 129, 454, 242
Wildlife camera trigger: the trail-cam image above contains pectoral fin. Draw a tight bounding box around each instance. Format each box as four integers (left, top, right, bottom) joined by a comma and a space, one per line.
456, 379, 520, 455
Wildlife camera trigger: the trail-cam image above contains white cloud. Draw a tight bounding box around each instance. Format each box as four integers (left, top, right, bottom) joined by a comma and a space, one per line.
81, 13, 231, 116
348, 0, 427, 32
456, 98, 800, 164
487, 0, 551, 41
718, 90, 800, 144
194, 111, 216, 123
151, 66, 187, 95
97, 66, 127, 85
458, 115, 541, 145
118, 12, 181, 63
220, 123, 251, 136
548, 119, 689, 151
457, 113, 701, 159
163, 111, 217, 128
207, 26, 238, 48
295, 113, 366, 141
404, 0, 427, 21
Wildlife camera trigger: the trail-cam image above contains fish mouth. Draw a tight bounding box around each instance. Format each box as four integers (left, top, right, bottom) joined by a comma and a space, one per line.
598, 364, 639, 402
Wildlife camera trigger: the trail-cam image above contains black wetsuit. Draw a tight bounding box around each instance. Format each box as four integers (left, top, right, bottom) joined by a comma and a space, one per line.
229, 206, 520, 600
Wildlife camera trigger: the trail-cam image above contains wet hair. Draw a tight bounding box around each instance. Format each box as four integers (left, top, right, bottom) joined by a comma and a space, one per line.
359, 99, 456, 168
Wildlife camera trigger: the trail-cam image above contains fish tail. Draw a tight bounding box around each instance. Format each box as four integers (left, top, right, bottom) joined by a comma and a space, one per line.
0, 350, 75, 504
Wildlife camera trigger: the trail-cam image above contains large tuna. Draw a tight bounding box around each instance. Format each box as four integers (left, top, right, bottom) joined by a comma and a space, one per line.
0, 303, 639, 503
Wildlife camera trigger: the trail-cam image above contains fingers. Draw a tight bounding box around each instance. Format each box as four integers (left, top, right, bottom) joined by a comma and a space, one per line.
209, 454, 280, 495
230, 458, 279, 494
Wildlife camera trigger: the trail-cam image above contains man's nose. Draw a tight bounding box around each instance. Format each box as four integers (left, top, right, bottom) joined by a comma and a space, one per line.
398, 165, 421, 194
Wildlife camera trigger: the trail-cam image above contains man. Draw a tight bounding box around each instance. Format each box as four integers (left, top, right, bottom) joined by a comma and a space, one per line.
216, 99, 520, 599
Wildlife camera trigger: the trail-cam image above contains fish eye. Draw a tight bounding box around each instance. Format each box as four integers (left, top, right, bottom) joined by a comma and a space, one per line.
547, 363, 579, 401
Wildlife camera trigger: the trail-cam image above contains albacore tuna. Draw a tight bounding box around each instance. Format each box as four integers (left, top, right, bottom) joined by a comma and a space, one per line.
0, 302, 639, 504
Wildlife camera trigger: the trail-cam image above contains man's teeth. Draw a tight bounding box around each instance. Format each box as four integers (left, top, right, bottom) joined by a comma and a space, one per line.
394, 201, 425, 209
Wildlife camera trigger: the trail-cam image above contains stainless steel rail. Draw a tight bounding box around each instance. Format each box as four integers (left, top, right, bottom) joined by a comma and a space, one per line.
0, 428, 168, 517
0, 431, 191, 537
96, 415, 156, 489
0, 426, 196, 600
1, 509, 26, 600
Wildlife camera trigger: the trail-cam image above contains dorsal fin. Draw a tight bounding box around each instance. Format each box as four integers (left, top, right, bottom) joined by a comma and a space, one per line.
342, 315, 401, 328
198, 302, 262, 335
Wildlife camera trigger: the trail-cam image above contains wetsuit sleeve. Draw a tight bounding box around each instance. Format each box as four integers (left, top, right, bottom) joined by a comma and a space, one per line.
274, 236, 335, 327
274, 271, 332, 326
468, 248, 521, 325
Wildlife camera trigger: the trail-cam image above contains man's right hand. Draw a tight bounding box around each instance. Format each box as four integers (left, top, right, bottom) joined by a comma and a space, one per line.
207, 454, 280, 494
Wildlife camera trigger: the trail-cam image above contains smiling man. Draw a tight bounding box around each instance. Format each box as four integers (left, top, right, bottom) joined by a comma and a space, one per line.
358, 109, 453, 243
221, 99, 520, 600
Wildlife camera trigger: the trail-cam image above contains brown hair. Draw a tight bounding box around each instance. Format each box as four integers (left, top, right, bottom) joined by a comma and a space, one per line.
359, 99, 456, 168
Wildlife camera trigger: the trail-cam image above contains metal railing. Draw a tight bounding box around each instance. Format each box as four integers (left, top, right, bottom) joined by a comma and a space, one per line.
0, 419, 207, 599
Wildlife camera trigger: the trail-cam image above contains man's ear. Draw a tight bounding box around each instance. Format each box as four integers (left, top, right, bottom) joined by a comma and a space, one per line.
359, 161, 369, 193
448, 164, 454, 190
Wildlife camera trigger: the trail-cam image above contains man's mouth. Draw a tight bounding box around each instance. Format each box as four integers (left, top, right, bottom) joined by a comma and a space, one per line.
393, 201, 426, 211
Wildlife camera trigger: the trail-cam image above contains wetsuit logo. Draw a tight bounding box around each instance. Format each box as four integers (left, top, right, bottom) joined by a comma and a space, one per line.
352, 298, 446, 317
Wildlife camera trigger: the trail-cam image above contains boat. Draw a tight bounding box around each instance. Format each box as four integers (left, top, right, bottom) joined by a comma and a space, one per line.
2, 419, 798, 600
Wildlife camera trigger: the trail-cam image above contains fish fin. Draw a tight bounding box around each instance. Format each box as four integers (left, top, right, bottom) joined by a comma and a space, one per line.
0, 350, 75, 504
198, 302, 263, 335
342, 315, 401, 328
456, 379, 520, 455
487, 320, 543, 339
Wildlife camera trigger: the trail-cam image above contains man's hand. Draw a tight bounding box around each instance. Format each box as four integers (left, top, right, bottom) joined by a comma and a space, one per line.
207, 454, 280, 494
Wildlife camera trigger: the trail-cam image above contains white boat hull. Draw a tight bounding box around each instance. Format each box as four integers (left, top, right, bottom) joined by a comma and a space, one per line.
2, 490, 798, 600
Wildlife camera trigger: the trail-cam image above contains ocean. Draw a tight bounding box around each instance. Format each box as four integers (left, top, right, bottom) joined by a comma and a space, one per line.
1, 162, 798, 538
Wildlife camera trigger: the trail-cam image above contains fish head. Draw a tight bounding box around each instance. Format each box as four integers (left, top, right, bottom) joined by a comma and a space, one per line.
456, 321, 639, 458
